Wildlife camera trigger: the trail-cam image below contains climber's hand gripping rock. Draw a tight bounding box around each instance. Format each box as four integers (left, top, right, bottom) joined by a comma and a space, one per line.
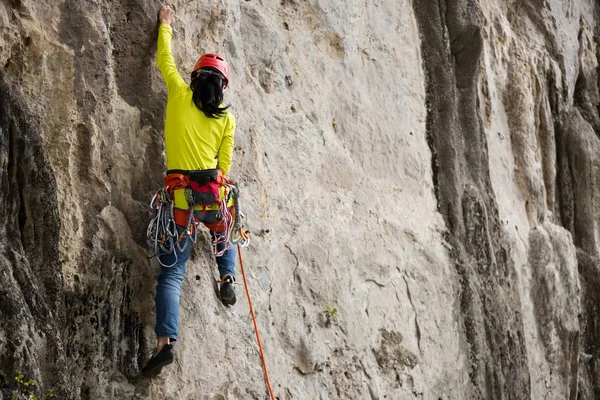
159, 5, 175, 25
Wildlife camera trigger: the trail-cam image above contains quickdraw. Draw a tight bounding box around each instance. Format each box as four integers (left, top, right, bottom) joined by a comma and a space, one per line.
146, 172, 249, 267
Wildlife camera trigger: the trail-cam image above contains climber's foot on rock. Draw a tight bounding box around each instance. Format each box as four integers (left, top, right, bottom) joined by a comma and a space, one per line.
220, 275, 236, 306
141, 343, 174, 377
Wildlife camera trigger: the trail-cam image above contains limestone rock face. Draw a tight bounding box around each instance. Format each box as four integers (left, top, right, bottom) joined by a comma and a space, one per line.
0, 0, 599, 399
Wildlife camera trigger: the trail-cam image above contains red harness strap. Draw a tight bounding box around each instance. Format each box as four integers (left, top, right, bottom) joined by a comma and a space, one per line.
164, 173, 190, 191
164, 173, 196, 230
173, 208, 194, 228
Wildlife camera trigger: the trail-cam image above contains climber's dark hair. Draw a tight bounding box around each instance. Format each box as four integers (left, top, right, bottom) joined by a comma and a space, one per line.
190, 68, 230, 118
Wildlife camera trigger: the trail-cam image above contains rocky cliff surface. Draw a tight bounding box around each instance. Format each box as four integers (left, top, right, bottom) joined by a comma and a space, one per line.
0, 0, 599, 399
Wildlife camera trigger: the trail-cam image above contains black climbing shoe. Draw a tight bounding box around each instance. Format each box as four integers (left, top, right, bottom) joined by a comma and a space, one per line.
220, 275, 237, 306
141, 343, 174, 377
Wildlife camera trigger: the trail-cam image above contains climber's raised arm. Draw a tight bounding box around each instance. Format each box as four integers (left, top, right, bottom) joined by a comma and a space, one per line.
156, 5, 187, 95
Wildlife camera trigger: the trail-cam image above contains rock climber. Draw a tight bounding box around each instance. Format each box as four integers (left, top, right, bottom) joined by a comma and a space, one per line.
142, 4, 237, 376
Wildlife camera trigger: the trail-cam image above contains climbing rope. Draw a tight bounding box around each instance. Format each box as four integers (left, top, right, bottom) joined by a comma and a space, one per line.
237, 242, 275, 400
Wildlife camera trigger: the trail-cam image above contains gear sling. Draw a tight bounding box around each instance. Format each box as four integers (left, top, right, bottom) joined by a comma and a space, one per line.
146, 168, 245, 267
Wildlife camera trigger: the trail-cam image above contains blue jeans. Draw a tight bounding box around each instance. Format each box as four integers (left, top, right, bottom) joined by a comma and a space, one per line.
154, 229, 236, 340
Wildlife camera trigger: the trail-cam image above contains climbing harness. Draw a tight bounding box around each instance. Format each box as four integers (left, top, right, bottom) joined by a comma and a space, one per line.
146, 170, 248, 267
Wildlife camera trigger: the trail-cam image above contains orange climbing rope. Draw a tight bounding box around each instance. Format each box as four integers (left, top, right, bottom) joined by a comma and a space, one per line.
237, 243, 276, 400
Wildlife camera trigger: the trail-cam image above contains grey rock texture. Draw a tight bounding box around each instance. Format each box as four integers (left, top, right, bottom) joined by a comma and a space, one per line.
0, 0, 599, 399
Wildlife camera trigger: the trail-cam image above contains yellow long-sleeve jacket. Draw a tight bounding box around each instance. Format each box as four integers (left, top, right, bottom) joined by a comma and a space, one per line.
157, 24, 235, 210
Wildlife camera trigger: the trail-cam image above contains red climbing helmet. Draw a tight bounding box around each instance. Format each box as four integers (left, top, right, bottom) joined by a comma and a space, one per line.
193, 54, 230, 88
